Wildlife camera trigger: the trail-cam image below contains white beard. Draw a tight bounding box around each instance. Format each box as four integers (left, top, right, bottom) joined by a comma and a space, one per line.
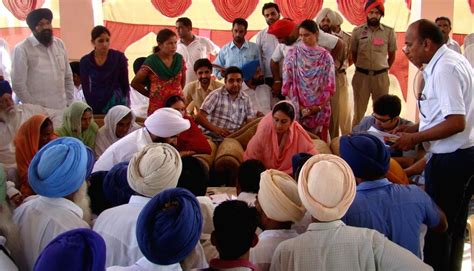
0, 201, 23, 265
73, 182, 92, 226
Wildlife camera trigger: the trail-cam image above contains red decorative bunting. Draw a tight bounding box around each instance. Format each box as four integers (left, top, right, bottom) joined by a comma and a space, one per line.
150, 0, 191, 18
275, 0, 323, 23
3, 0, 45, 20
211, 0, 258, 22
337, 0, 367, 26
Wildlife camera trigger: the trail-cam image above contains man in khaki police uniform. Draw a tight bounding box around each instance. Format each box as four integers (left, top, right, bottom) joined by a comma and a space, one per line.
351, 0, 397, 127
316, 8, 352, 138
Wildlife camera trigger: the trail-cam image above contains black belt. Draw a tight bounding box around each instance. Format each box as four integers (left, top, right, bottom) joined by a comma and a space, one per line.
356, 67, 388, 75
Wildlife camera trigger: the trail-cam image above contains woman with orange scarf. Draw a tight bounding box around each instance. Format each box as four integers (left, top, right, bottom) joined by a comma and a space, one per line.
244, 101, 317, 175
14, 115, 57, 197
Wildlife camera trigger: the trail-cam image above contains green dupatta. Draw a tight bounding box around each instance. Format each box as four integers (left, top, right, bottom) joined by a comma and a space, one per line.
56, 101, 99, 148
143, 53, 183, 80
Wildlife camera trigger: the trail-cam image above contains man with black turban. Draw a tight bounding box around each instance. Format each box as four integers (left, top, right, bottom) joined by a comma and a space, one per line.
11, 8, 74, 110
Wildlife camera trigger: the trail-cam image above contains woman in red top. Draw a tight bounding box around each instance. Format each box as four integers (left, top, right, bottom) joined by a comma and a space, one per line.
165, 95, 211, 155
131, 29, 186, 116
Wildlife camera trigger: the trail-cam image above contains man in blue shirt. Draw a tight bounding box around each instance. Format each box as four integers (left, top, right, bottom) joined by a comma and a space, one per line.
213, 18, 260, 79
340, 133, 447, 258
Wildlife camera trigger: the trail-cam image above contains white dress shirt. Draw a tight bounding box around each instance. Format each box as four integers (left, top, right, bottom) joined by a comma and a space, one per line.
92, 128, 152, 172
13, 196, 89, 271
419, 45, 474, 153
256, 28, 279, 78
93, 195, 151, 267
177, 35, 220, 85
94, 196, 208, 269
11, 35, 74, 109
250, 229, 298, 271
270, 221, 432, 271
446, 37, 462, 54
107, 257, 182, 271
0, 104, 63, 168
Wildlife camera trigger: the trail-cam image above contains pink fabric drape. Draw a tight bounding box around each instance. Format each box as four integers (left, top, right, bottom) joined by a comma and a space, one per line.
275, 0, 323, 23
211, 0, 258, 22
150, 0, 191, 18
337, 0, 367, 26
3, 0, 45, 20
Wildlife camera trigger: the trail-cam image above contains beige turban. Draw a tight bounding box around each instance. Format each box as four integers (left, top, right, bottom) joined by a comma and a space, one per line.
297, 154, 356, 222
127, 143, 182, 197
258, 169, 306, 223
315, 8, 337, 26
333, 12, 344, 26
144, 108, 190, 138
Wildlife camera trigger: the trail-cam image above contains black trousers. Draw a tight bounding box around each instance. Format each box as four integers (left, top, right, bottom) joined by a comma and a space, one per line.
423, 146, 474, 271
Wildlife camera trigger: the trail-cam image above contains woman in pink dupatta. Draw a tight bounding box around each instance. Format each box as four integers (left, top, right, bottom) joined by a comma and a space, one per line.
282, 19, 336, 142
244, 101, 317, 175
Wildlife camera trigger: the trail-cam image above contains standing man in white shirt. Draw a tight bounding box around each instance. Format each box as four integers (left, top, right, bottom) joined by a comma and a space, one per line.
256, 2, 281, 88
435, 17, 462, 54
176, 17, 220, 85
393, 19, 474, 271
11, 8, 74, 110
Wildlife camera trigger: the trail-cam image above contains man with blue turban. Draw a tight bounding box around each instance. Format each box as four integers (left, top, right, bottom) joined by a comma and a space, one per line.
33, 229, 106, 271
108, 188, 202, 270
340, 134, 447, 258
12, 137, 93, 270
93, 143, 208, 269
241, 60, 272, 116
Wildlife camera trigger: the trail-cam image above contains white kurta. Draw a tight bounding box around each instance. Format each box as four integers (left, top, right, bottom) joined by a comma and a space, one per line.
11, 35, 74, 109
270, 221, 432, 271
0, 104, 63, 168
13, 196, 89, 271
107, 257, 182, 271
256, 28, 279, 78
241, 83, 273, 115
92, 128, 152, 173
177, 36, 220, 85
93, 196, 208, 269
250, 229, 298, 271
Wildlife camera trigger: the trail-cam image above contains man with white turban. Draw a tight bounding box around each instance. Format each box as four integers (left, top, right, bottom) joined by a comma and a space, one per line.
92, 107, 190, 172
270, 154, 432, 271
13, 137, 93, 270
93, 143, 207, 269
250, 169, 305, 271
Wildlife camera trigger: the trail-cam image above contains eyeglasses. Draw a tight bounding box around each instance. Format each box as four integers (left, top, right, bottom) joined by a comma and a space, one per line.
414, 70, 426, 118
372, 113, 393, 124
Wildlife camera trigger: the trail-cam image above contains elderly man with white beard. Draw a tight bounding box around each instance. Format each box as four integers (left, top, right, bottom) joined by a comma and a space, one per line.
13, 137, 94, 271
0, 80, 63, 170
0, 164, 21, 271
